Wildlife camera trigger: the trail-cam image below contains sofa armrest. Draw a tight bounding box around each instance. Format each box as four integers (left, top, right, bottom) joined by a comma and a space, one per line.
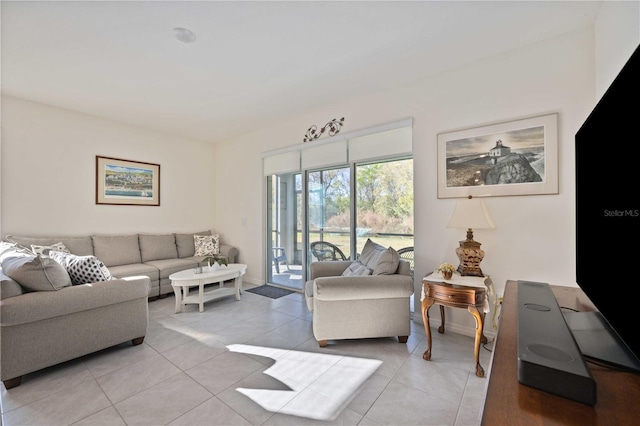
219, 244, 239, 263
0, 276, 150, 326
310, 260, 352, 280
313, 274, 413, 301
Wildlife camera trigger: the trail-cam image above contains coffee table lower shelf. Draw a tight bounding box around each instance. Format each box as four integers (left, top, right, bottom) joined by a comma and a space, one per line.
181, 287, 237, 310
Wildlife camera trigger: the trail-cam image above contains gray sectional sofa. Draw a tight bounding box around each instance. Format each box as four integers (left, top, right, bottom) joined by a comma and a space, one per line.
4, 231, 239, 298
0, 231, 238, 389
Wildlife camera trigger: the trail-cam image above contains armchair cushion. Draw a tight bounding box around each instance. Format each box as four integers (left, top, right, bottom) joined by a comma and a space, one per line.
341, 261, 372, 277
359, 238, 400, 275
314, 274, 413, 301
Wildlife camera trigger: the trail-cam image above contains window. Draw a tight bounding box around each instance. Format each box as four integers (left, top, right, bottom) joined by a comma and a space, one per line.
263, 119, 413, 289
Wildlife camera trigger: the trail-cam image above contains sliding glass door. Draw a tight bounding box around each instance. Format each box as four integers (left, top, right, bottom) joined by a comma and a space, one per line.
307, 167, 351, 266
266, 172, 302, 290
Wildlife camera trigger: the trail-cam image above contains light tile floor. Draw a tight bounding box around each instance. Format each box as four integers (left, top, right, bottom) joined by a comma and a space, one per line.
0, 283, 493, 426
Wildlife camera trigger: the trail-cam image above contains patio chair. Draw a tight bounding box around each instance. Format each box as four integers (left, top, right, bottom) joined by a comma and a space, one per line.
272, 247, 290, 273
310, 241, 347, 261
397, 246, 414, 277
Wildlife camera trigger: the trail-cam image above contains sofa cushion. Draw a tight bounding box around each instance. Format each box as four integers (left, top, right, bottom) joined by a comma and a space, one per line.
358, 238, 400, 275
341, 260, 373, 277
30, 242, 70, 256
109, 263, 160, 282
49, 251, 113, 285
194, 234, 220, 256
92, 235, 141, 267
139, 234, 178, 262
175, 230, 211, 258
1, 268, 25, 299
144, 258, 198, 279
1, 254, 72, 291
6, 235, 94, 256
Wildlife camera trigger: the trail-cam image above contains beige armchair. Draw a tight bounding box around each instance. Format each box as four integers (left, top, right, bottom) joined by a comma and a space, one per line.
304, 258, 414, 347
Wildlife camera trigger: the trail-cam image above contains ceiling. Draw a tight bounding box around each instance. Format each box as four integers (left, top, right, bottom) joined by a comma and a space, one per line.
1, 1, 602, 143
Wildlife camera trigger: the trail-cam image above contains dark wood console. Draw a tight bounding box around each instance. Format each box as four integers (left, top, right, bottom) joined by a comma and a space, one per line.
481, 280, 640, 425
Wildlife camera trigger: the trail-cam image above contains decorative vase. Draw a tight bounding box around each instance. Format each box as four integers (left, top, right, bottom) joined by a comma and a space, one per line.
442, 270, 453, 280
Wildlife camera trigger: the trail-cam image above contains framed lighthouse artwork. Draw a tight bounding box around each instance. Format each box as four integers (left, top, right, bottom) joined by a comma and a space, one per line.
437, 113, 558, 198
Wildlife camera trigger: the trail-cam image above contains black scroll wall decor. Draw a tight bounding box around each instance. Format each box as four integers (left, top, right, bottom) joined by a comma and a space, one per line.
303, 117, 345, 142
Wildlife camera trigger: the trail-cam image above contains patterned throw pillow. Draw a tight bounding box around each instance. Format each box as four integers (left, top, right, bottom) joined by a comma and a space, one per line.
31, 242, 71, 256
194, 234, 220, 256
341, 260, 373, 277
49, 251, 113, 285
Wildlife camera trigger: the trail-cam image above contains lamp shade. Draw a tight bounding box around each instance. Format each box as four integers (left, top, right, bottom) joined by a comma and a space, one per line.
446, 197, 495, 230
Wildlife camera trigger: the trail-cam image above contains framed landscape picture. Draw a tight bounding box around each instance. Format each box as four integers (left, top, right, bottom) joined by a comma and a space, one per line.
437, 113, 558, 198
96, 156, 160, 206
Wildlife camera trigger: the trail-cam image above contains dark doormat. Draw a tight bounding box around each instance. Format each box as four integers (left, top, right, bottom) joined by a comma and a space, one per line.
246, 285, 295, 299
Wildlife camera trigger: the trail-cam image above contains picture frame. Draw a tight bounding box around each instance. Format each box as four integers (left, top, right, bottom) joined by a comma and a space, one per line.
437, 113, 558, 198
96, 156, 160, 206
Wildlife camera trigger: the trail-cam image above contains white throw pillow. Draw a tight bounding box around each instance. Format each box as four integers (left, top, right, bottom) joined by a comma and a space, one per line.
194, 234, 220, 256
341, 261, 373, 277
49, 251, 113, 285
31, 242, 70, 256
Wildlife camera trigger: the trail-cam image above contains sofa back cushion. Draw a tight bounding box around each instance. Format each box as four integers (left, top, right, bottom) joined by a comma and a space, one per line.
5, 235, 94, 256
139, 234, 178, 262
1, 254, 72, 291
92, 235, 141, 267
358, 238, 400, 275
175, 230, 211, 258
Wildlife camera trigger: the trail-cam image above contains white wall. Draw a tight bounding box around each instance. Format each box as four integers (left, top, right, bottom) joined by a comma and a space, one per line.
0, 95, 217, 237
595, 0, 640, 98
215, 27, 594, 336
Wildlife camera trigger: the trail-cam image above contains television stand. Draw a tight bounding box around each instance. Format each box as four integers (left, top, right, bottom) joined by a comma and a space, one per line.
481, 281, 640, 425
563, 311, 640, 373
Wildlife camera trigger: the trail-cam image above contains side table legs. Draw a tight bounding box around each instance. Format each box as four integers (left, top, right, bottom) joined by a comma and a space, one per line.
468, 306, 485, 377
438, 305, 445, 333
421, 297, 435, 361
422, 298, 486, 378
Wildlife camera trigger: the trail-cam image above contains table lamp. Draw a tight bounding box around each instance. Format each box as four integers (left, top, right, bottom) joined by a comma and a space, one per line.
446, 195, 495, 276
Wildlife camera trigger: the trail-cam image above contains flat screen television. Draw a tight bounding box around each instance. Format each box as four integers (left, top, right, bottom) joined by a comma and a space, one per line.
573, 42, 640, 372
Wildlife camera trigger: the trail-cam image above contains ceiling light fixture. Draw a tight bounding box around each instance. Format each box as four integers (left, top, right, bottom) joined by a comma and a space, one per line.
172, 27, 196, 44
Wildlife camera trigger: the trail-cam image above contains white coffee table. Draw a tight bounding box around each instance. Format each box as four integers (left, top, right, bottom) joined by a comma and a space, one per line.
170, 263, 247, 313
